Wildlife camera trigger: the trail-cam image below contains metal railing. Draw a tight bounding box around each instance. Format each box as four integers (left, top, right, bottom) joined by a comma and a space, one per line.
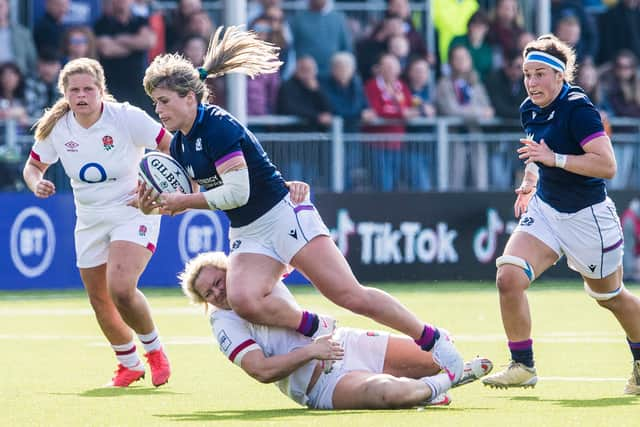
2, 116, 640, 193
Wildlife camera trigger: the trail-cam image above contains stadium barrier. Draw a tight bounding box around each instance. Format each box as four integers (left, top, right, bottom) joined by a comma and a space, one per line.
4, 116, 640, 193
2, 190, 637, 289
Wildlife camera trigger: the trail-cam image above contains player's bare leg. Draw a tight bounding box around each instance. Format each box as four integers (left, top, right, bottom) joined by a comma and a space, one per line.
80, 265, 133, 345
106, 241, 155, 333
292, 236, 463, 381
586, 266, 640, 394
331, 371, 452, 409
107, 241, 170, 386
80, 264, 145, 386
483, 232, 557, 389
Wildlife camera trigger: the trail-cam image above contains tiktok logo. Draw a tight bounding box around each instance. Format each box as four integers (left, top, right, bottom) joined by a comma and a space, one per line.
473, 209, 517, 264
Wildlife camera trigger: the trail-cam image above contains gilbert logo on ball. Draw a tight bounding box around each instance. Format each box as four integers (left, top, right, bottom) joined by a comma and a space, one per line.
139, 152, 192, 194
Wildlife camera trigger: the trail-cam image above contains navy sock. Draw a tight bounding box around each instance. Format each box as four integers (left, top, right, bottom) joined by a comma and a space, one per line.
415, 325, 440, 351
296, 311, 320, 337
628, 337, 640, 361
509, 339, 534, 368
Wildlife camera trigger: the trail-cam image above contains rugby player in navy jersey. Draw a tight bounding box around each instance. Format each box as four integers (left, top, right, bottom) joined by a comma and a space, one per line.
137, 26, 463, 385
482, 34, 640, 394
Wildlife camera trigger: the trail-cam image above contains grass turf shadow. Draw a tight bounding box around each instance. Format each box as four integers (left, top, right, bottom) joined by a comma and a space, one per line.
154, 407, 479, 422
75, 387, 183, 397
510, 395, 639, 407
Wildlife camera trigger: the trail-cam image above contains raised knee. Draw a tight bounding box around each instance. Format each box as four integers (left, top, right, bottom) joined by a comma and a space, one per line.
496, 267, 529, 294
495, 255, 534, 293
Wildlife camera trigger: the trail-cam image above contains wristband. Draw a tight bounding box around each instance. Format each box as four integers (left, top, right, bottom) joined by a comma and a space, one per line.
554, 153, 567, 169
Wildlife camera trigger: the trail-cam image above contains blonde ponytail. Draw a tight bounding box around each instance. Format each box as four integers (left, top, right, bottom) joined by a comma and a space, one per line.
33, 99, 71, 141
145, 26, 282, 104
202, 25, 282, 79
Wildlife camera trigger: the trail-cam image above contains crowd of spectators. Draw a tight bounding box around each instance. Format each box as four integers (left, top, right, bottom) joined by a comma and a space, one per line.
2, 0, 640, 191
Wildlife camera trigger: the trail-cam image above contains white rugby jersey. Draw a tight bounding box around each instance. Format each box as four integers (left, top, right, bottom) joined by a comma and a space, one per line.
31, 102, 165, 210
210, 282, 317, 406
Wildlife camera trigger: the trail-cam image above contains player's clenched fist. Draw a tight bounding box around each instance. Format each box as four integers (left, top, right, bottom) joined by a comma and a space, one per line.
33, 179, 56, 198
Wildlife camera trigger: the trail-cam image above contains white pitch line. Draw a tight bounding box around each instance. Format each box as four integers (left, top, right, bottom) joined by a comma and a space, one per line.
540, 376, 626, 382
0, 307, 202, 316
0, 334, 214, 344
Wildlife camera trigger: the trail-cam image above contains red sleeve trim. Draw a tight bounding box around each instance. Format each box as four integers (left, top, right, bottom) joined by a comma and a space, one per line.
229, 339, 257, 362
155, 128, 166, 145
30, 150, 41, 162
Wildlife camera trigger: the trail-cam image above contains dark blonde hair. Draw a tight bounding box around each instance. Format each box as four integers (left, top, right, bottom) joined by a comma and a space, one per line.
33, 58, 115, 141
179, 251, 229, 311
144, 25, 282, 103
523, 34, 577, 83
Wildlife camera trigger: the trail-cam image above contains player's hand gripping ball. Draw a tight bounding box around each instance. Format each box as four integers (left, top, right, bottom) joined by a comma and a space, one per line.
138, 152, 192, 194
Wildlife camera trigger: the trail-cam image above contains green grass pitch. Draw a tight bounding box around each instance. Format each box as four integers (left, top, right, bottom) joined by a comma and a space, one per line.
0, 281, 638, 426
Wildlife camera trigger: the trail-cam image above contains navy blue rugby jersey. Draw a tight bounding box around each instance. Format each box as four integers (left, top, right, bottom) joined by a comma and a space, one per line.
170, 104, 288, 227
520, 84, 607, 213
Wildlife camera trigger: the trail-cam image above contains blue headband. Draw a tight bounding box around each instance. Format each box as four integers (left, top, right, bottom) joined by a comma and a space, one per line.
524, 51, 566, 73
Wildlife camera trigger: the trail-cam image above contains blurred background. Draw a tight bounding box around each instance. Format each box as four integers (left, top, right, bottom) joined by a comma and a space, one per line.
3, 0, 640, 289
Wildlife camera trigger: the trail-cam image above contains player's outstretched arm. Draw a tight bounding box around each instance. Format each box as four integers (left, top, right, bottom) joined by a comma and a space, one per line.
240, 335, 344, 384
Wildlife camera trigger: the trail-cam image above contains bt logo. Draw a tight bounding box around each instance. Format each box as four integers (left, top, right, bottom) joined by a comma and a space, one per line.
178, 210, 226, 264
10, 207, 56, 278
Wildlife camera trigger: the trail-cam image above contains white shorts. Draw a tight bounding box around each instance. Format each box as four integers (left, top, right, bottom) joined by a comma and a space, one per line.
75, 205, 161, 268
228, 194, 330, 264
306, 328, 389, 410
515, 195, 623, 279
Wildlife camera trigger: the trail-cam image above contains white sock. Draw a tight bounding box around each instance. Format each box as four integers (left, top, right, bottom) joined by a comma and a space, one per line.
421, 372, 452, 401
138, 329, 162, 353
112, 340, 144, 370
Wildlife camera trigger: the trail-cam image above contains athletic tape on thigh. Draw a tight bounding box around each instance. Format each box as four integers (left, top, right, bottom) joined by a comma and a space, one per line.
496, 255, 535, 282
583, 281, 625, 301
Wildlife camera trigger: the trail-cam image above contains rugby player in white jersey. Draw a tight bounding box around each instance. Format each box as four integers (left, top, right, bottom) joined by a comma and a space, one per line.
23, 58, 173, 387
179, 248, 494, 409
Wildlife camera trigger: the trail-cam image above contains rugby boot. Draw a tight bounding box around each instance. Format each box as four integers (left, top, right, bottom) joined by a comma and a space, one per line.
145, 347, 171, 387
482, 361, 537, 389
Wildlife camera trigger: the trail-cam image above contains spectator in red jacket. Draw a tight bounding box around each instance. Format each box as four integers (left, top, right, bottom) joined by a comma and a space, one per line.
364, 53, 420, 191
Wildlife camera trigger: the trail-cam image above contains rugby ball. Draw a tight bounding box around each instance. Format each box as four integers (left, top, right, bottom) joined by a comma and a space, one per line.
139, 152, 192, 194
